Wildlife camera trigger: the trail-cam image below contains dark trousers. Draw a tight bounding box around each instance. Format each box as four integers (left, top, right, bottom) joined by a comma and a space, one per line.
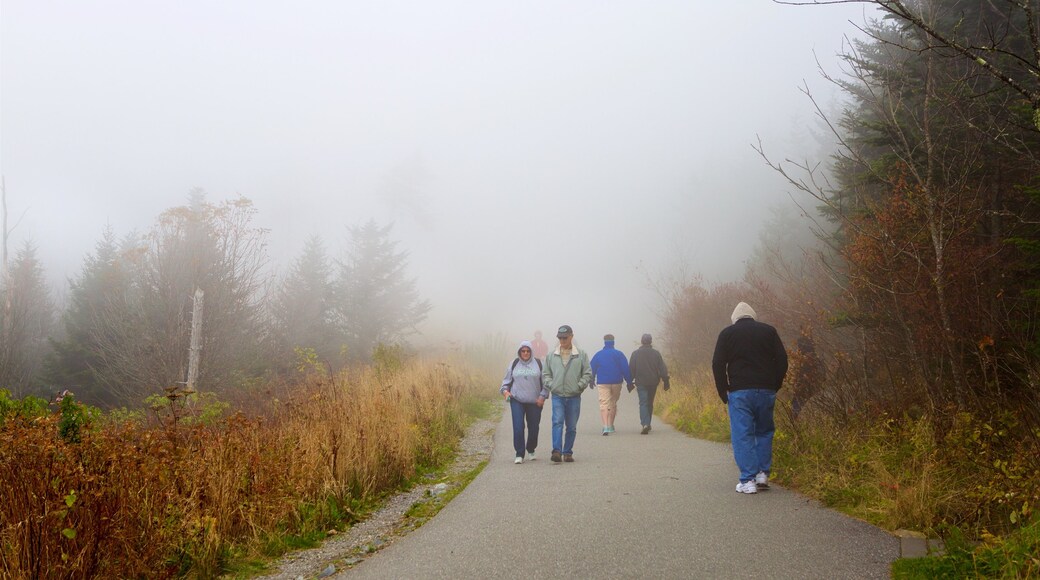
510, 397, 542, 457
637, 385, 658, 427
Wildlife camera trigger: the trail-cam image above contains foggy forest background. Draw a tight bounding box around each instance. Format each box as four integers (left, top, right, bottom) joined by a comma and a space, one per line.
3, 0, 1040, 576
3, 2, 1038, 426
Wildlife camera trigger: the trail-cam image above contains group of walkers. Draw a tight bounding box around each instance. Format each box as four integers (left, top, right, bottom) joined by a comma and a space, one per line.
498, 301, 790, 495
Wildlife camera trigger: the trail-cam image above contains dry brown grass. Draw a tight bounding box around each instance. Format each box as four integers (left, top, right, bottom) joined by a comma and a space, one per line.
0, 359, 488, 579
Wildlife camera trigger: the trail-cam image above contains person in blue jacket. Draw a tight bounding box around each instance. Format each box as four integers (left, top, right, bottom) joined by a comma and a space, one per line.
590, 333, 633, 435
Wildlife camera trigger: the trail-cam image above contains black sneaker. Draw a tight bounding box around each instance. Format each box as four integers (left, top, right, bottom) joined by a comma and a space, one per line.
563, 453, 574, 463
551, 450, 562, 463
640, 425, 650, 435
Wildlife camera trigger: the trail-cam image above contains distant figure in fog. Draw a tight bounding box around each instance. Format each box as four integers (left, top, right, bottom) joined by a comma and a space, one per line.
531, 330, 549, 360
712, 302, 788, 495
629, 333, 670, 435
500, 341, 548, 464
590, 333, 633, 435
790, 332, 822, 420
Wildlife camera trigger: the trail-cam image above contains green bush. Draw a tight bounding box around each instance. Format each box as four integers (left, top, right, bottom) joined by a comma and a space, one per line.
0, 388, 51, 425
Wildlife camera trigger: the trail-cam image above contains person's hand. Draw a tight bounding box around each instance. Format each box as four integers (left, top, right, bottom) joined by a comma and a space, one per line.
663, 380, 671, 392
536, 396, 545, 408
503, 391, 511, 401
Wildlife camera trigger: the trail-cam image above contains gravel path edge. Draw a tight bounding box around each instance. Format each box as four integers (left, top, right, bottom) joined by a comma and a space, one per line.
251, 413, 499, 580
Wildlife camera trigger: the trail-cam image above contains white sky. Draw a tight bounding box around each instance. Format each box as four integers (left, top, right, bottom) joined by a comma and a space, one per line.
1, 1, 871, 352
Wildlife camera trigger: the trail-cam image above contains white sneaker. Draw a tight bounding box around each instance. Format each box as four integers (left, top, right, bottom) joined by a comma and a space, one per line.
526, 451, 536, 461
735, 480, 758, 494
755, 471, 769, 488
514, 456, 523, 464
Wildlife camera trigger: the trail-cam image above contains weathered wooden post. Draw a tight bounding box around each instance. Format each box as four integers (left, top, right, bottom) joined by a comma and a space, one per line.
185, 287, 204, 392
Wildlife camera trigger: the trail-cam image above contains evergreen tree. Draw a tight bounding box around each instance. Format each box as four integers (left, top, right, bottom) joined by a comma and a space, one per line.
271, 235, 340, 369
0, 242, 54, 395
333, 221, 430, 361
44, 227, 137, 407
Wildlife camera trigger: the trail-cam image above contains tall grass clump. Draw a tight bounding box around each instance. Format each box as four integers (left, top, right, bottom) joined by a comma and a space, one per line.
0, 359, 492, 578
657, 370, 731, 443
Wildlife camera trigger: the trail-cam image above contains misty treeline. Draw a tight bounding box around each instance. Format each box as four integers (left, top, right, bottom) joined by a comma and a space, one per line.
666, 1, 1040, 425
0, 189, 430, 408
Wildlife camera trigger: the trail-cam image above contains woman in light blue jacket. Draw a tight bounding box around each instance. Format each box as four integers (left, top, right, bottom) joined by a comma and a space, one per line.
500, 340, 549, 464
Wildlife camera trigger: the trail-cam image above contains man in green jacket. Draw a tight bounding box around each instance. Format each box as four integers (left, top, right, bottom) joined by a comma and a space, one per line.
543, 324, 592, 463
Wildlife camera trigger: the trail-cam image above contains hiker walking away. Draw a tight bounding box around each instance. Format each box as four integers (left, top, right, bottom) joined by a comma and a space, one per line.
590, 333, 633, 435
543, 325, 592, 463
501, 341, 549, 464
531, 330, 549, 361
712, 302, 788, 494
629, 333, 670, 435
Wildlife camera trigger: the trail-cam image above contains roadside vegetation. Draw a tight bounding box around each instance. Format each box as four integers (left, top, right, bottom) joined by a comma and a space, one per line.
0, 357, 495, 579
659, 376, 1040, 577
657, 2, 1040, 576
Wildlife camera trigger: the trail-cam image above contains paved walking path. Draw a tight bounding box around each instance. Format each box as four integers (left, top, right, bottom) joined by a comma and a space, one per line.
344, 393, 898, 579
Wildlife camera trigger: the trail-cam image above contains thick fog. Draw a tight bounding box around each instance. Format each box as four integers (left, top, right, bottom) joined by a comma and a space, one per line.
1, 1, 868, 352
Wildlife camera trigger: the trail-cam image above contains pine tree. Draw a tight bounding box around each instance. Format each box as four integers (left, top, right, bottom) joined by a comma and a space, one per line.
333, 221, 430, 361
0, 242, 54, 395
271, 235, 340, 369
44, 227, 137, 407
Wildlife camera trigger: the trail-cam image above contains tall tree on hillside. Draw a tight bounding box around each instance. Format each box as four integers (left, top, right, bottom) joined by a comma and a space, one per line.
334, 221, 430, 361
44, 227, 141, 407
0, 242, 54, 394
271, 235, 341, 370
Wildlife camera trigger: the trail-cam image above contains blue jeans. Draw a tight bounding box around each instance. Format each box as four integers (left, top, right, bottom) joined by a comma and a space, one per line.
509, 398, 542, 457
551, 395, 581, 455
636, 385, 658, 427
727, 389, 777, 482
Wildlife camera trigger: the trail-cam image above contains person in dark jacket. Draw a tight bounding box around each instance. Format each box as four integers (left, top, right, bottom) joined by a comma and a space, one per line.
590, 334, 633, 435
712, 302, 788, 494
629, 333, 670, 434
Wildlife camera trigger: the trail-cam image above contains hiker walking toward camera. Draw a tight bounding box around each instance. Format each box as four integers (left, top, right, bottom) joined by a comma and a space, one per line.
590, 333, 633, 435
543, 325, 592, 463
501, 341, 549, 464
712, 302, 788, 494
629, 333, 670, 435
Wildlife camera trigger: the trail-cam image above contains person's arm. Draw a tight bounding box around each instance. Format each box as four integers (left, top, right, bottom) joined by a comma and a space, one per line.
620, 352, 633, 387
578, 352, 593, 390
542, 356, 554, 393
628, 350, 639, 381
657, 351, 671, 390
711, 333, 729, 403
501, 362, 514, 399
774, 332, 789, 389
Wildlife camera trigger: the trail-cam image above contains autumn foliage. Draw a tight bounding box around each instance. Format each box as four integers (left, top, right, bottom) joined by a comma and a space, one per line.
0, 360, 478, 578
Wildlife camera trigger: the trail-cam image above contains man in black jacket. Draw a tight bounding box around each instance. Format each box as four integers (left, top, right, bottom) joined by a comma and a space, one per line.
629, 333, 670, 434
712, 302, 788, 494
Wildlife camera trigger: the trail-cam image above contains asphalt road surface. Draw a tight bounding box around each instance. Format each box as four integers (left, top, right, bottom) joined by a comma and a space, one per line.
346, 390, 898, 579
